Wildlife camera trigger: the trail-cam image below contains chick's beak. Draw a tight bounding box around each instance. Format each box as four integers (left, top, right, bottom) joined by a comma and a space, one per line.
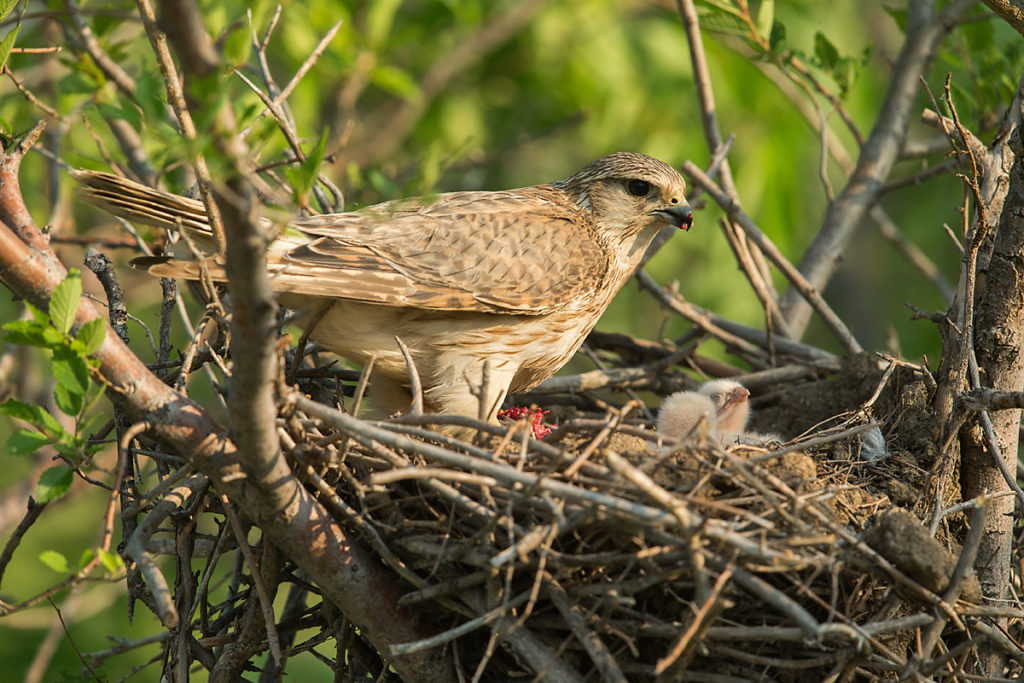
725, 386, 750, 408
655, 204, 694, 231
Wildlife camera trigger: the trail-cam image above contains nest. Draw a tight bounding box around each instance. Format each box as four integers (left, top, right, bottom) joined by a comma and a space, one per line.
284, 353, 1024, 681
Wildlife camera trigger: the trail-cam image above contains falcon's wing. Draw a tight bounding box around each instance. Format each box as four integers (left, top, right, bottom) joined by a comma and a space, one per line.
74, 170, 610, 315
273, 190, 608, 313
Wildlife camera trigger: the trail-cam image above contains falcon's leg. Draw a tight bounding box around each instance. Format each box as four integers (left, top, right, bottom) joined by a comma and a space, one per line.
424, 361, 517, 423
366, 374, 414, 418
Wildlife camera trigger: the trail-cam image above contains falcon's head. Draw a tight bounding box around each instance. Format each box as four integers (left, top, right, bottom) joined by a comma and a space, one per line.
555, 152, 692, 247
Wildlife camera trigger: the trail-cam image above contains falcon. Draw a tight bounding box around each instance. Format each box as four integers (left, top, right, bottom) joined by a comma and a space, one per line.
74, 153, 692, 422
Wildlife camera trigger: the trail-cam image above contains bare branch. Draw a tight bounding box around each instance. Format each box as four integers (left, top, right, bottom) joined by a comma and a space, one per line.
981, 0, 1024, 37
682, 162, 863, 355
780, 0, 977, 336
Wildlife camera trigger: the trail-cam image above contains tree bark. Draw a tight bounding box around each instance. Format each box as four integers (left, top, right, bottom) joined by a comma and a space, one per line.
960, 126, 1024, 676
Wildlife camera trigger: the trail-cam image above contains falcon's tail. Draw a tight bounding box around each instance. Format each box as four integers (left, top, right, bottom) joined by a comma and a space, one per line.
72, 170, 214, 236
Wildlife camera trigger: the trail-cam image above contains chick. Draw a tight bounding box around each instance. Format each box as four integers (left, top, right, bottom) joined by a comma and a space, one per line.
656, 391, 719, 443
696, 379, 751, 446
658, 379, 781, 447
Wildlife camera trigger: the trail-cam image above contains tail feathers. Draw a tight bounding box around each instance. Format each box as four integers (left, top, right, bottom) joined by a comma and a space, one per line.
72, 170, 213, 235
130, 254, 227, 281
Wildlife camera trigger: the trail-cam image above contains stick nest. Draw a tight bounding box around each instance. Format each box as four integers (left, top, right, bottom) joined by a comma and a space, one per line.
288, 353, 1023, 681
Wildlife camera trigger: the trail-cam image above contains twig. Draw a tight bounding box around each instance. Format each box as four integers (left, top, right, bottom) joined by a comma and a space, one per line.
0, 497, 48, 589
654, 563, 733, 677
636, 270, 767, 359
921, 497, 988, 658
296, 393, 805, 567
967, 351, 1024, 510
674, 0, 778, 305
778, 0, 977, 336
681, 163, 864, 355
84, 248, 128, 343
389, 591, 531, 657
730, 567, 824, 641
135, 0, 226, 254
546, 576, 628, 683
959, 388, 1024, 412
219, 494, 283, 664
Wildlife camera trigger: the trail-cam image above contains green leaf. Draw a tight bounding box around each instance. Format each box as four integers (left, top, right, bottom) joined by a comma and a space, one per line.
54, 382, 84, 416
285, 129, 330, 202
3, 319, 50, 347
78, 548, 95, 570
769, 21, 786, 54
0, 398, 43, 423
4, 429, 51, 456
813, 32, 839, 70
0, 24, 20, 75
96, 101, 141, 132
698, 10, 749, 38
52, 345, 90, 398
75, 317, 106, 356
58, 70, 101, 96
39, 549, 71, 574
25, 302, 48, 325
36, 465, 73, 503
135, 72, 166, 123
367, 168, 398, 197
694, 0, 744, 17
50, 269, 82, 336
883, 5, 907, 31
36, 406, 66, 438
0, 0, 20, 22
754, 0, 774, 39
4, 396, 71, 441
97, 548, 124, 575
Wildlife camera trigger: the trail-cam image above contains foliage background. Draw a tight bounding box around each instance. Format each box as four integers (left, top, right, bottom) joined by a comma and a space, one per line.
0, 0, 1019, 679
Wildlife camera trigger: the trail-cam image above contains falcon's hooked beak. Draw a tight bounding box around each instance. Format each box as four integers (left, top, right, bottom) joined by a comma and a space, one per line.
654, 205, 694, 231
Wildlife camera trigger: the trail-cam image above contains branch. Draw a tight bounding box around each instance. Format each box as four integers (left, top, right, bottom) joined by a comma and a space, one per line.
134, 0, 226, 254
0, 126, 454, 683
981, 0, 1024, 37
780, 0, 976, 337
681, 162, 863, 355
675, 0, 780, 320
959, 388, 1024, 411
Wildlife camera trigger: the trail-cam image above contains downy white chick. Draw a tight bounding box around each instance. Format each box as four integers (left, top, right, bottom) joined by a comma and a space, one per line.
656, 391, 719, 442
658, 379, 780, 447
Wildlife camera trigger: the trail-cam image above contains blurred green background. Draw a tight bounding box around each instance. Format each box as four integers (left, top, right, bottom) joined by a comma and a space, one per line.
1, 0, 1020, 679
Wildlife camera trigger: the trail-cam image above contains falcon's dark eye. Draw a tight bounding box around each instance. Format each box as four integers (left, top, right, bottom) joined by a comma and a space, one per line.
627, 179, 651, 197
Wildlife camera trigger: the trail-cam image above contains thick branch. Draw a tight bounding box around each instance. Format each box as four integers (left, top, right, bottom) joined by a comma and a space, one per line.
960, 127, 1024, 612
981, 0, 1024, 36
0, 133, 453, 683
780, 0, 976, 337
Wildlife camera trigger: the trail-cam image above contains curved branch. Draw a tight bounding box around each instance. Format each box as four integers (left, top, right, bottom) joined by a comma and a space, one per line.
0, 129, 454, 683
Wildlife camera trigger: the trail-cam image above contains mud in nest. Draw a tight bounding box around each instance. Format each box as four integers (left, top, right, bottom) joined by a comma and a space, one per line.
294, 353, 1021, 681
